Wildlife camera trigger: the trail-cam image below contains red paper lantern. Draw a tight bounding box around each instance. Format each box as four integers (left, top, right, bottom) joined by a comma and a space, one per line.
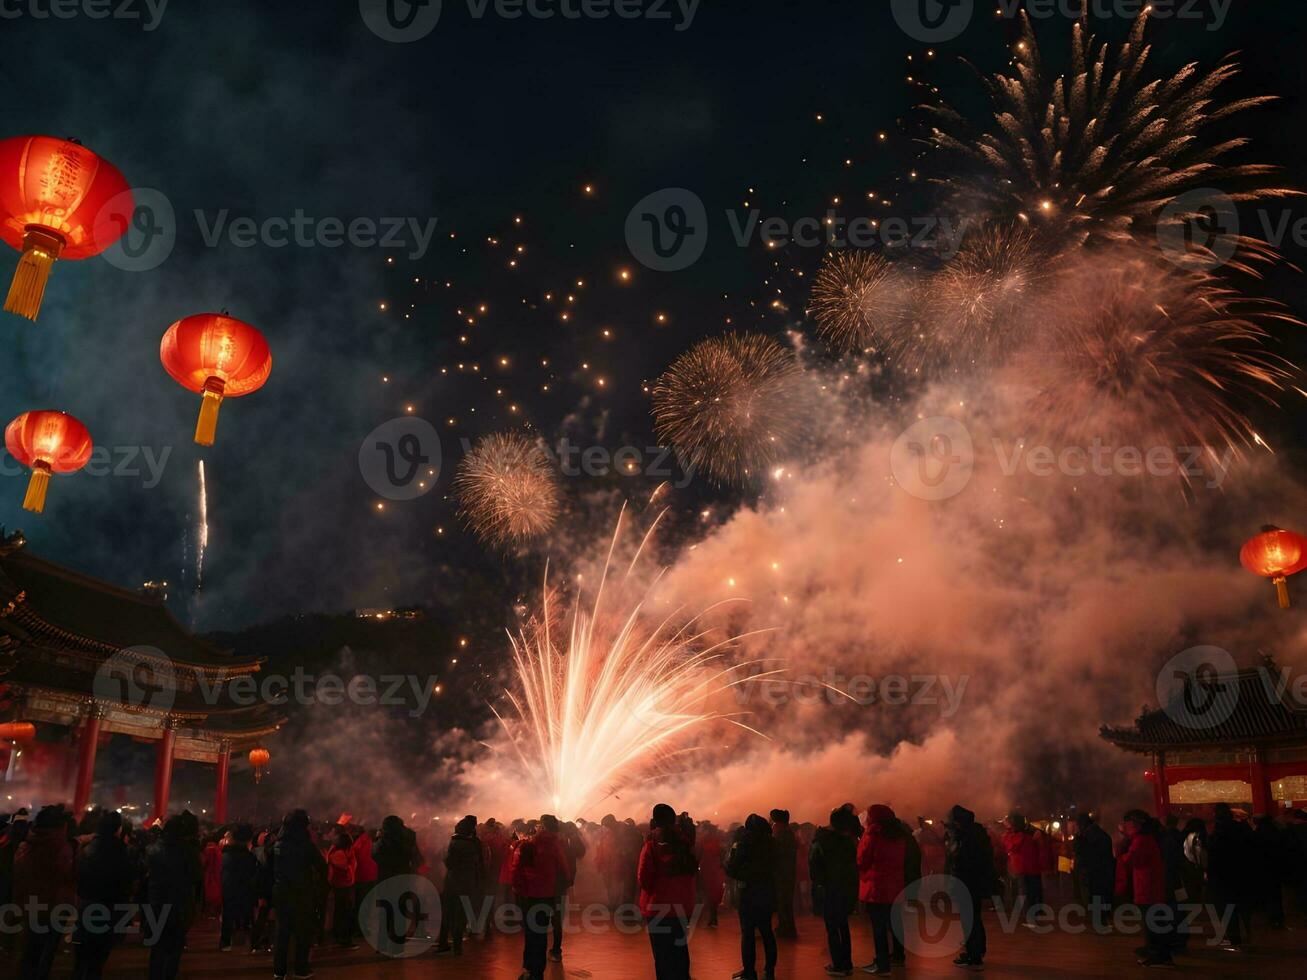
249, 746, 271, 783
5, 410, 93, 513
0, 136, 132, 321
0, 721, 36, 742
1239, 525, 1307, 609
159, 313, 272, 446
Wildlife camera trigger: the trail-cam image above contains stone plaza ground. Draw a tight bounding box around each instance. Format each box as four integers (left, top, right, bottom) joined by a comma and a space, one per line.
24, 903, 1307, 979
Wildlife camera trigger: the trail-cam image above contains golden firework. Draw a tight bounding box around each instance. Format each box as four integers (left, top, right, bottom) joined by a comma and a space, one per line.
651, 333, 807, 486
1016, 254, 1298, 458
808, 249, 915, 353
927, 11, 1298, 265
454, 432, 561, 546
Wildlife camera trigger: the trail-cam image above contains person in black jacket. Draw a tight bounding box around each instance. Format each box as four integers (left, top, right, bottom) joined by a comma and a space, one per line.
726, 814, 777, 980
808, 809, 859, 977
1072, 812, 1114, 930
144, 815, 203, 980
435, 815, 483, 956
769, 809, 798, 939
250, 829, 276, 952
370, 814, 421, 955
272, 809, 327, 979
1252, 814, 1288, 929
219, 825, 258, 951
893, 817, 922, 968
1208, 803, 1254, 949
373, 814, 420, 881
73, 810, 134, 980
945, 804, 996, 970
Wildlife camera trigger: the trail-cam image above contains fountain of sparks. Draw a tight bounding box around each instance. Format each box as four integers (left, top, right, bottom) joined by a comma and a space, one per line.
491, 508, 777, 817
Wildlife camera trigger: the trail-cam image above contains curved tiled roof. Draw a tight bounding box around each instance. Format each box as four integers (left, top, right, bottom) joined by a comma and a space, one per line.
1101, 662, 1307, 751
0, 547, 258, 672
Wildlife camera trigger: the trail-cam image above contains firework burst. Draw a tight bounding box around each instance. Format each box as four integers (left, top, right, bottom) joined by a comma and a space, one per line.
1014, 255, 1298, 457
927, 11, 1297, 263
651, 333, 807, 486
911, 222, 1045, 373
491, 509, 773, 816
454, 432, 561, 546
808, 249, 916, 353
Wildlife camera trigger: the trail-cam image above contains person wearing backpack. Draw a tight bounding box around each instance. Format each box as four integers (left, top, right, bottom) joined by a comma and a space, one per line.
511, 815, 566, 980
638, 803, 698, 980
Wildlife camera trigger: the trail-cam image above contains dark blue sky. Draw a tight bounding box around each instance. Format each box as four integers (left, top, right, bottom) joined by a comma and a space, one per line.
3, 0, 1305, 631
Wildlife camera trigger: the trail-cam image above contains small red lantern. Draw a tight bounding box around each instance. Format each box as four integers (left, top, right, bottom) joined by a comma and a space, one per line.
1239, 525, 1307, 609
249, 746, 271, 783
159, 313, 272, 446
0, 721, 36, 742
0, 136, 132, 321
5, 410, 93, 513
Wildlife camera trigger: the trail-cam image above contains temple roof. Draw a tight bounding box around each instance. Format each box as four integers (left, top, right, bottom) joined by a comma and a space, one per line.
0, 538, 258, 672
1101, 659, 1307, 752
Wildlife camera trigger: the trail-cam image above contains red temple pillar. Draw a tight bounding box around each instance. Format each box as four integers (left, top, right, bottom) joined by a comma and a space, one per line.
214, 742, 231, 825
1151, 752, 1171, 817
151, 720, 178, 824
1251, 753, 1271, 814
72, 708, 103, 814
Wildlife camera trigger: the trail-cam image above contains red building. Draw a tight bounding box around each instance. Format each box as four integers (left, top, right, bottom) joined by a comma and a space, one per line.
1101, 656, 1307, 816
0, 532, 280, 822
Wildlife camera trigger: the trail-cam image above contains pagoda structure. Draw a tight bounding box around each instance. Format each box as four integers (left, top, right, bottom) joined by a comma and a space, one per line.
0, 531, 280, 822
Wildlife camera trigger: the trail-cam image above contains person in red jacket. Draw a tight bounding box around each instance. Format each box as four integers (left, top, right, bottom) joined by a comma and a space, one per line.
327, 829, 359, 948
637, 804, 697, 980
1115, 809, 1172, 967
550, 819, 587, 961
349, 824, 377, 944
856, 804, 908, 976
12, 805, 75, 980
1001, 812, 1044, 924
481, 818, 510, 912
696, 822, 726, 927
511, 815, 566, 980
202, 835, 223, 918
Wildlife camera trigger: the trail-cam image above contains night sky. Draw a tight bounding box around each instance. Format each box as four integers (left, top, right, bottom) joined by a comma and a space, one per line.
4, 0, 1307, 633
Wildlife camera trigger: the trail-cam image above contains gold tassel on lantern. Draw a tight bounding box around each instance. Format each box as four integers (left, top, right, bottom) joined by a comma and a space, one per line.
22, 462, 51, 513
1274, 575, 1291, 609
4, 228, 64, 321
195, 377, 226, 446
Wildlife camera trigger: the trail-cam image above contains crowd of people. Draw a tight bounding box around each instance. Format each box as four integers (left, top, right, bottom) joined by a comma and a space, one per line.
0, 798, 1305, 978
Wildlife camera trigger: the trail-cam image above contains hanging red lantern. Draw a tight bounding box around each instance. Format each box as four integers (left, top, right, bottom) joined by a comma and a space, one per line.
0, 136, 132, 321
0, 721, 36, 742
4, 410, 93, 513
249, 745, 271, 783
1239, 525, 1307, 609
159, 313, 272, 446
